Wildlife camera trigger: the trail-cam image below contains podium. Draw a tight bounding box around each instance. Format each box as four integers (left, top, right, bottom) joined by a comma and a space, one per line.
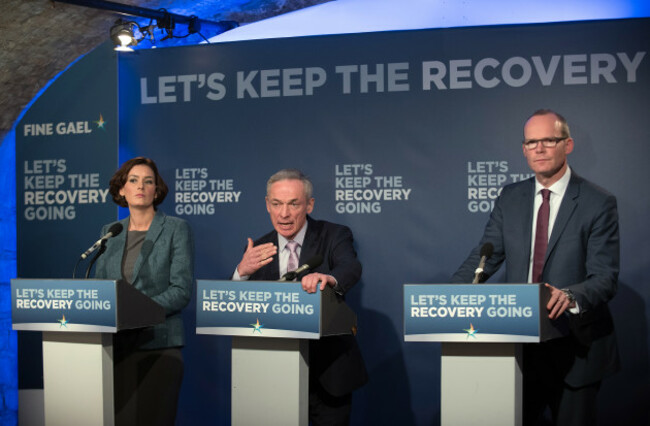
196, 280, 357, 426
11, 279, 165, 426
403, 283, 568, 426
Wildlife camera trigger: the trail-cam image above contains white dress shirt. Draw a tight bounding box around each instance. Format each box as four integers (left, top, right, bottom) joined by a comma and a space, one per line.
233, 222, 308, 281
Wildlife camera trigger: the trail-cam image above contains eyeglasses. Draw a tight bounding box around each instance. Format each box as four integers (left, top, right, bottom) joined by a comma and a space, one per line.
522, 137, 567, 150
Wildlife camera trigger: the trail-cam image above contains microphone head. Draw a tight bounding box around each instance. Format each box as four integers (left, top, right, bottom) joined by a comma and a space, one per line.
108, 222, 123, 237
306, 254, 323, 269
480, 242, 494, 259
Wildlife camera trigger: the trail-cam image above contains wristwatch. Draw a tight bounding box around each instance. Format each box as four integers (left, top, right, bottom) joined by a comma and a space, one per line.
561, 289, 576, 304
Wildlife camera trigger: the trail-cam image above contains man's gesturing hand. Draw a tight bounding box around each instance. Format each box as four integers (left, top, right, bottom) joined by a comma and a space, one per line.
237, 238, 277, 277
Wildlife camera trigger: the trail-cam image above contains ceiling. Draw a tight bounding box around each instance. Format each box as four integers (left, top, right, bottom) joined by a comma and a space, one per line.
0, 0, 330, 136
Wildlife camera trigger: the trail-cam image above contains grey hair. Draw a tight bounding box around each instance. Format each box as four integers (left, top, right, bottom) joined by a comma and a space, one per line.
266, 169, 313, 199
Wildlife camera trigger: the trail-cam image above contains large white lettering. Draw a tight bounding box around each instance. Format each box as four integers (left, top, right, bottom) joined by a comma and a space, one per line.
423, 52, 646, 90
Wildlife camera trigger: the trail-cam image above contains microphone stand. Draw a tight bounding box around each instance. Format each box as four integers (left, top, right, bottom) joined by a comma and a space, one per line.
279, 271, 297, 281
472, 256, 490, 284
72, 257, 84, 279
472, 244, 493, 284
85, 240, 108, 279
472, 262, 485, 284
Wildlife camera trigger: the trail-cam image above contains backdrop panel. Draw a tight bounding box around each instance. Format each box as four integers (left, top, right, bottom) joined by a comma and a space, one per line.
15, 42, 119, 390
15, 19, 649, 425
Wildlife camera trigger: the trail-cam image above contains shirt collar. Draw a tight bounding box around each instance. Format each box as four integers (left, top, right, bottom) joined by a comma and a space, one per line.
278, 220, 308, 252
535, 166, 571, 197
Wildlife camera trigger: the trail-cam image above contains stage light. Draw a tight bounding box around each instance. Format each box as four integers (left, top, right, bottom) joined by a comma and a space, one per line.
110, 19, 138, 51
53, 0, 238, 49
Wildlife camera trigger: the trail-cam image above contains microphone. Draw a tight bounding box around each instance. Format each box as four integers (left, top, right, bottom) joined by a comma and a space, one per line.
280, 254, 324, 281
472, 242, 494, 284
80, 223, 123, 260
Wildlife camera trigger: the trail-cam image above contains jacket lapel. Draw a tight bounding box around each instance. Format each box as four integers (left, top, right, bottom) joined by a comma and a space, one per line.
546, 173, 580, 262
102, 217, 129, 279
258, 231, 280, 280
299, 217, 319, 265
268, 235, 281, 280
520, 181, 535, 267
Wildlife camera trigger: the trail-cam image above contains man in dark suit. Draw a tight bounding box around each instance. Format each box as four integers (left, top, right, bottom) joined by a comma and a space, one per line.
452, 110, 620, 426
233, 168, 368, 425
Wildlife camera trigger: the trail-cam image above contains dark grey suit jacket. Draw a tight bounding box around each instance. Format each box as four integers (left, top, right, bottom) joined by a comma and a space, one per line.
243, 216, 368, 396
95, 210, 194, 350
452, 172, 620, 387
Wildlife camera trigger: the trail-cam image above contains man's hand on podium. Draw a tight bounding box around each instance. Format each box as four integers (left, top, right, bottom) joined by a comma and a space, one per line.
545, 283, 577, 320
301, 273, 336, 293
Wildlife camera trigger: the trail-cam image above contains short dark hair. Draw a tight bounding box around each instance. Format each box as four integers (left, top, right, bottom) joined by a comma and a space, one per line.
108, 157, 169, 208
526, 109, 571, 138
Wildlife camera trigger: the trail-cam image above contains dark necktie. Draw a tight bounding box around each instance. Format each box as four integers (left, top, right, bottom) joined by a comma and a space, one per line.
532, 189, 551, 283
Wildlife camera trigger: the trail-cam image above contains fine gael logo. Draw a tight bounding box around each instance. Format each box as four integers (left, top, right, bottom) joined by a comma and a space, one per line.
250, 318, 264, 334
94, 114, 106, 130
58, 314, 69, 328
463, 323, 478, 339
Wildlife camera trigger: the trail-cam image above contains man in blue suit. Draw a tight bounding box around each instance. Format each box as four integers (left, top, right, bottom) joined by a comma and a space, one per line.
452, 110, 620, 425
233, 169, 368, 426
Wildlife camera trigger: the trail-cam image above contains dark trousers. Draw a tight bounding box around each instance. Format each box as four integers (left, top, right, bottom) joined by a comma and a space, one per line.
113, 341, 184, 426
309, 381, 353, 426
523, 343, 600, 426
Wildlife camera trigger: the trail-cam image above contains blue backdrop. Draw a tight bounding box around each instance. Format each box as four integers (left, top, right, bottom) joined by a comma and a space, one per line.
16, 18, 650, 424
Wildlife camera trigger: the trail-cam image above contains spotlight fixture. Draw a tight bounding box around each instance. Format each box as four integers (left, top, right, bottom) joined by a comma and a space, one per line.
53, 0, 238, 50
110, 19, 139, 51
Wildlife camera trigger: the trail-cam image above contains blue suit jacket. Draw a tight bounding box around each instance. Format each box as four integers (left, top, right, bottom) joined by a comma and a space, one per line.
95, 210, 194, 350
244, 216, 368, 396
452, 172, 620, 387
